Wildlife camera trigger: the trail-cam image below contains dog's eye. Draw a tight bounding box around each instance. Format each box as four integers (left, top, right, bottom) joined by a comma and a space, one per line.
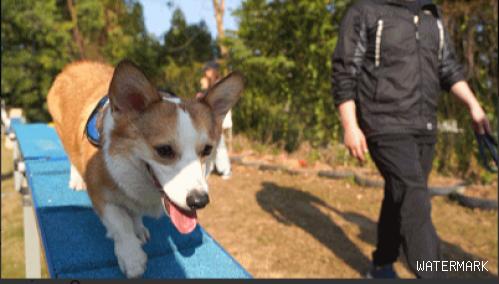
201, 145, 213, 157
155, 145, 175, 159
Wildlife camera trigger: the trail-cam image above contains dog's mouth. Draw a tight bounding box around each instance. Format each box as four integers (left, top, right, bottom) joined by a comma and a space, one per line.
145, 163, 198, 234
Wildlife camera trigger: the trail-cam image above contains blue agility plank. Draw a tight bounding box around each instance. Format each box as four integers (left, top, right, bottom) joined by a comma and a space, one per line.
58, 234, 251, 279
11, 123, 67, 160
24, 158, 251, 279
25, 160, 91, 208
7, 117, 24, 134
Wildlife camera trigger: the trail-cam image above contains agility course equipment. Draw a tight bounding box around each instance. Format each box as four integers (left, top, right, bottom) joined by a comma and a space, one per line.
10, 121, 251, 279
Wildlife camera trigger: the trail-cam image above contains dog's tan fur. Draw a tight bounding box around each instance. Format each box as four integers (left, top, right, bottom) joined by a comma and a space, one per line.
47, 61, 113, 178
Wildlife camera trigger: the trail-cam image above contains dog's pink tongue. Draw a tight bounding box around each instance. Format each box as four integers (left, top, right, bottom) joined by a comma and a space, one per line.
164, 197, 197, 234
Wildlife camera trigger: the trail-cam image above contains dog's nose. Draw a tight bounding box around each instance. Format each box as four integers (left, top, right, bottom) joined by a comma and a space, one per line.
186, 190, 210, 209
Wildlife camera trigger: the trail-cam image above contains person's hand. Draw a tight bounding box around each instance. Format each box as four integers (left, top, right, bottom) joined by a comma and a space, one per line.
195, 92, 205, 99
469, 103, 492, 135
344, 125, 368, 162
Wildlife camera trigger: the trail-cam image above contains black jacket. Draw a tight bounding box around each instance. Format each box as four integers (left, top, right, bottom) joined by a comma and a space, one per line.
332, 0, 465, 138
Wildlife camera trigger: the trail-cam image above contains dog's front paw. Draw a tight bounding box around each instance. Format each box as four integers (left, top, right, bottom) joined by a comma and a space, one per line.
135, 225, 150, 245
69, 179, 87, 191
69, 164, 87, 191
115, 241, 147, 278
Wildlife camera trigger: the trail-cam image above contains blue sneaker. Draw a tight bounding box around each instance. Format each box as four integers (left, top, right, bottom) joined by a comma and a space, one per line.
366, 263, 398, 279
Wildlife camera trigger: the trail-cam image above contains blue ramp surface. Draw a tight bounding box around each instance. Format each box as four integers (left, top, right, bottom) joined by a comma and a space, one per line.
11, 123, 67, 160
19, 123, 250, 279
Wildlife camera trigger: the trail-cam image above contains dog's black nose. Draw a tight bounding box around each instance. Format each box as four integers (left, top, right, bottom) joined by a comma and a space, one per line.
186, 191, 210, 209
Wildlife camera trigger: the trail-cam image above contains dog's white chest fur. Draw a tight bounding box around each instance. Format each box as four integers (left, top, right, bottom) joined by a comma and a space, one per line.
101, 108, 163, 217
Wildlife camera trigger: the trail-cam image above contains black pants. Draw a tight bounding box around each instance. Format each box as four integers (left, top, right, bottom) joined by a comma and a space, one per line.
368, 134, 444, 278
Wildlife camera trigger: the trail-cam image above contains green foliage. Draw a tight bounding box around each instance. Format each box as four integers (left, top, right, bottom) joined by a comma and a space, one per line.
158, 61, 204, 99
227, 0, 346, 151
1, 0, 215, 121
1, 0, 73, 121
74, 0, 161, 77
162, 8, 217, 66
434, 0, 498, 177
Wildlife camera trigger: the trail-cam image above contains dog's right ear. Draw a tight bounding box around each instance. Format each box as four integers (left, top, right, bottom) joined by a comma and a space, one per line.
202, 72, 245, 124
108, 60, 160, 116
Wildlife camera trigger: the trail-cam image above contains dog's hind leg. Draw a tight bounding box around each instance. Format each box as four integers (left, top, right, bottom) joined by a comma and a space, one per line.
69, 163, 87, 191
102, 204, 147, 278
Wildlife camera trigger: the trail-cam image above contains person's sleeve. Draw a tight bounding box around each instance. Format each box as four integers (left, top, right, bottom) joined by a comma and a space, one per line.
331, 4, 367, 107
438, 21, 466, 91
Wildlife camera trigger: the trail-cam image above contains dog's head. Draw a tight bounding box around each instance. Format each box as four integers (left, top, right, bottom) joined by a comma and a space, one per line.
105, 60, 244, 234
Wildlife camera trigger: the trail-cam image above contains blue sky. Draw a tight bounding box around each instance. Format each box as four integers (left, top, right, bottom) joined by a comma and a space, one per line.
138, 0, 242, 42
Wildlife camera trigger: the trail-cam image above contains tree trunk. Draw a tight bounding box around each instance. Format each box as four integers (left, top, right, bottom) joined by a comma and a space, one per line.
212, 0, 227, 58
67, 0, 86, 59
213, 0, 232, 149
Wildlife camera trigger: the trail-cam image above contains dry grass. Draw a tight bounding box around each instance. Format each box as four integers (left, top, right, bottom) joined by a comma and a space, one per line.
1, 133, 497, 278
1, 136, 48, 278
1, 136, 25, 278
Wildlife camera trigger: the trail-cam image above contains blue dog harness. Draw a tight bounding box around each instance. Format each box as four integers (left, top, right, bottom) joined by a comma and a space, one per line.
85, 90, 179, 147
85, 96, 109, 147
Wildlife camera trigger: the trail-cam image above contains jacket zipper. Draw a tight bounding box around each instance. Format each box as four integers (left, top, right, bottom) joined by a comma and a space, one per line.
375, 19, 384, 67
436, 19, 444, 61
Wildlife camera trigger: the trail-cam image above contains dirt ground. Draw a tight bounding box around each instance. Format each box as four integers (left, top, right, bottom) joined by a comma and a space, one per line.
2, 135, 497, 278
199, 164, 498, 278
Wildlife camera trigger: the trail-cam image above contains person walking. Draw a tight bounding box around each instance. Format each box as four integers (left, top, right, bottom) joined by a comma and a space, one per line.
332, 0, 491, 278
197, 61, 233, 180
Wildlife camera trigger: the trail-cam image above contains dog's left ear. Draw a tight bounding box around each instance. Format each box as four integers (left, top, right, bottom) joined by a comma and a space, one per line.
108, 60, 160, 116
202, 72, 244, 122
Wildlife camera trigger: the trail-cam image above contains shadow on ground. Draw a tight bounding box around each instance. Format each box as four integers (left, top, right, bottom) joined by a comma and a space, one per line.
256, 181, 496, 278
256, 181, 371, 275
331, 208, 496, 278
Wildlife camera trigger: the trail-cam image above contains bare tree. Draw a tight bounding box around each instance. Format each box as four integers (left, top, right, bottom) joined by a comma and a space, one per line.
212, 0, 227, 58
213, 0, 233, 150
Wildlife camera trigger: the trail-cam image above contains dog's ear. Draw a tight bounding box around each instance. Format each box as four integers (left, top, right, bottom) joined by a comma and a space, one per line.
202, 72, 244, 122
108, 60, 160, 115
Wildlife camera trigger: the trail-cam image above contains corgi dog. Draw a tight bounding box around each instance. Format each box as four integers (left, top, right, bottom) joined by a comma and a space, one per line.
47, 60, 244, 278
